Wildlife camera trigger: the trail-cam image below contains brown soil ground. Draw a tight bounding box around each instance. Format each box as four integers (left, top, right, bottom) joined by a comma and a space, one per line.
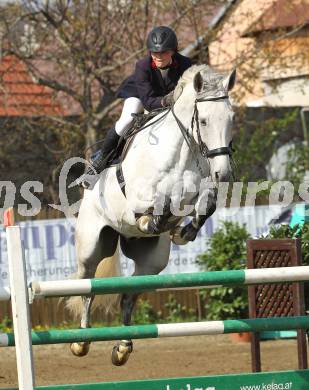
0, 335, 304, 388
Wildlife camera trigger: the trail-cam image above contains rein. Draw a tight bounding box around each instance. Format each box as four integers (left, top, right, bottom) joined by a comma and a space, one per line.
124, 107, 171, 140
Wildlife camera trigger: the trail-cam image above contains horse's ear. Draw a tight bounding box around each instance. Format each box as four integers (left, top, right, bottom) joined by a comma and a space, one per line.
222, 69, 236, 91
193, 71, 203, 93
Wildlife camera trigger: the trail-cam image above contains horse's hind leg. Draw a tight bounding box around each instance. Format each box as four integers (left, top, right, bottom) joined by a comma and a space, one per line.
111, 234, 171, 366
70, 295, 94, 356
110, 292, 138, 366
68, 219, 119, 357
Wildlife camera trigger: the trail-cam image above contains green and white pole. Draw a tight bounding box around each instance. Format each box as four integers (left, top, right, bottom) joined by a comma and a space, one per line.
30, 266, 309, 299
3, 265, 309, 301
1, 316, 309, 347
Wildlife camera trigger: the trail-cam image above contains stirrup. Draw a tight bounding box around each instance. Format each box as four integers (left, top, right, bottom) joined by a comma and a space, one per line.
75, 172, 99, 190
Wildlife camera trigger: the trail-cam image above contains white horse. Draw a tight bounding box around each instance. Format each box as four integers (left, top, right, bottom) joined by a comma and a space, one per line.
67, 64, 236, 365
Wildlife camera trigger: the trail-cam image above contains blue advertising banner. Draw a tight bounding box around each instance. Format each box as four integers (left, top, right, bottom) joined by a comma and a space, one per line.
0, 205, 282, 287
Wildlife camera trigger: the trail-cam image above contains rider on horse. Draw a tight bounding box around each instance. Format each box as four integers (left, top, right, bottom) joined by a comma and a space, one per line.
81, 26, 192, 189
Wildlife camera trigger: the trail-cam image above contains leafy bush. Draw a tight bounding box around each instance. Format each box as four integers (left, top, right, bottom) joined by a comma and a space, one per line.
0, 316, 13, 332
133, 296, 197, 324
286, 143, 309, 186
164, 295, 197, 323
133, 299, 160, 324
265, 223, 309, 264
197, 221, 251, 320
234, 109, 299, 183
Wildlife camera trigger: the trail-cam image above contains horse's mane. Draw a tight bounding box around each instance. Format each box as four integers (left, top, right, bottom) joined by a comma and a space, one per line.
177, 64, 226, 96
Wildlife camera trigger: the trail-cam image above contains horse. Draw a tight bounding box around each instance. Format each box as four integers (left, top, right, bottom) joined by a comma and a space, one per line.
66, 64, 236, 365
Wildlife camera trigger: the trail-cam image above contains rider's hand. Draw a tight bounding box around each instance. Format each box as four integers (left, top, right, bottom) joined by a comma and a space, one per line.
161, 91, 174, 107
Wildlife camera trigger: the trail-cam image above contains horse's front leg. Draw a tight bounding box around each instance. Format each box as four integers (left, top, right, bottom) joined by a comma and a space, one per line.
137, 197, 172, 234
70, 295, 94, 356
171, 186, 217, 245
111, 293, 139, 366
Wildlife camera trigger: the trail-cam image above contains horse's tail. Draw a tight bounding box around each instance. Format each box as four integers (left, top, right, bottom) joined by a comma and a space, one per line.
92, 244, 121, 313
65, 243, 121, 319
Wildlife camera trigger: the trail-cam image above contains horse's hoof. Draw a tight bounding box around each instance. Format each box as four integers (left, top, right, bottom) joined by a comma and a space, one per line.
170, 226, 189, 245
137, 216, 151, 233
70, 342, 90, 357
111, 341, 133, 366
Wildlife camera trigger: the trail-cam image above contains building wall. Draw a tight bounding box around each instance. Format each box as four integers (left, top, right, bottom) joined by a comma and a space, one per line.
208, 0, 309, 106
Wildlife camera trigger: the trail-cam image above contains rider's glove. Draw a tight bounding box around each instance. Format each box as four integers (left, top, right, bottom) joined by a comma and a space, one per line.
161, 91, 174, 107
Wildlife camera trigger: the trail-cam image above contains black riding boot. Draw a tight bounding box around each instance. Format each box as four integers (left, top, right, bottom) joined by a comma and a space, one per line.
80, 127, 120, 189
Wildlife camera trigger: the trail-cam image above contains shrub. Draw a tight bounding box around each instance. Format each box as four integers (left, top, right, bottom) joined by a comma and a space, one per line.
265, 223, 309, 265
197, 221, 251, 320
133, 299, 160, 324
164, 295, 197, 323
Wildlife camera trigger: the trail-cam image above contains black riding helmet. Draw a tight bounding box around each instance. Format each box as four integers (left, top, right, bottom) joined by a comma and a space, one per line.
146, 26, 178, 53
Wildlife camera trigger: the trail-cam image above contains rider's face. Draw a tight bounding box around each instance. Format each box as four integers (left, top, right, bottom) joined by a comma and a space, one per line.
150, 50, 174, 68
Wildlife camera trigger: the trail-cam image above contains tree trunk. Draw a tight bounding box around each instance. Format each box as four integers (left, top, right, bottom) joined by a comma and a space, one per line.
85, 121, 98, 160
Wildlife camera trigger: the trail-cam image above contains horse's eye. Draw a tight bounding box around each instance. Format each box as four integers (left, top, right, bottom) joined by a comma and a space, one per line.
200, 119, 207, 126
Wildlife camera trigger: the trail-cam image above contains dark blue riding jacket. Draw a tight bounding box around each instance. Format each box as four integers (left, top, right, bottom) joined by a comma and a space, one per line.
116, 53, 192, 111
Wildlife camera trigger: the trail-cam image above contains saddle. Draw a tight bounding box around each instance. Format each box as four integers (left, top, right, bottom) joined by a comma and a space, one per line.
92, 107, 169, 197
109, 108, 168, 166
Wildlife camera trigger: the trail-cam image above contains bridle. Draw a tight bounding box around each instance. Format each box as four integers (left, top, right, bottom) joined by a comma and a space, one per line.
171, 94, 234, 176
194, 95, 233, 158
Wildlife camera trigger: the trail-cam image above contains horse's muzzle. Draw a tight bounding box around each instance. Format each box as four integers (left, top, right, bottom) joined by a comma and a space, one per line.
210, 156, 232, 183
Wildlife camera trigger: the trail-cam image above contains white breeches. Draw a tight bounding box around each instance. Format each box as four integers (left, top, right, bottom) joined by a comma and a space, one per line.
115, 97, 144, 136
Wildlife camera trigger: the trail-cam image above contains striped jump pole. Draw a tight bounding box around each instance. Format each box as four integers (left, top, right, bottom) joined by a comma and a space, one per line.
1, 316, 309, 347
30, 265, 309, 299
2, 265, 309, 302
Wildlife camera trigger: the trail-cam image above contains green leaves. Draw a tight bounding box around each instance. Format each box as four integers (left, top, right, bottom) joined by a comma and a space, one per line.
133, 300, 158, 325
286, 143, 309, 185
234, 108, 300, 183
197, 221, 251, 320
266, 223, 309, 265
198, 221, 309, 321
197, 221, 250, 271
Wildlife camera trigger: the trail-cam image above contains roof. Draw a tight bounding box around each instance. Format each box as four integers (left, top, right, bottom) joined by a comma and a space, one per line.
243, 0, 309, 36
0, 55, 64, 117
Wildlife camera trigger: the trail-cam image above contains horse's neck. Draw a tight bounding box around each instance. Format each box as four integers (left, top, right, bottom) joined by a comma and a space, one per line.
149, 96, 192, 141
163, 96, 195, 164
128, 94, 198, 174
